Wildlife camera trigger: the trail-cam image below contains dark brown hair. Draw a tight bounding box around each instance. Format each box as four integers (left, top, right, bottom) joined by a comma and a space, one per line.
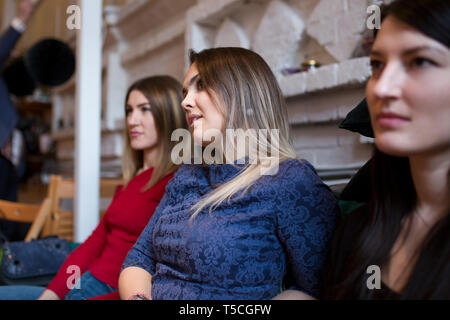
325, 0, 450, 299
123, 75, 188, 189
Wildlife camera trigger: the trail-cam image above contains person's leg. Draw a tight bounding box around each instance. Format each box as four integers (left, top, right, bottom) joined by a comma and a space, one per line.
0, 285, 45, 300
64, 271, 116, 300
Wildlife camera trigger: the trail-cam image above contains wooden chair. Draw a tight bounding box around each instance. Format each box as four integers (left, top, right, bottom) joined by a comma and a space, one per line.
99, 177, 124, 218
41, 175, 123, 242
0, 175, 122, 243
41, 175, 75, 242
0, 198, 52, 242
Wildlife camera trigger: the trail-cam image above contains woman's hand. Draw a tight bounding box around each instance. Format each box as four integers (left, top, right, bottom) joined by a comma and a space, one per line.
272, 289, 316, 300
18, 0, 42, 25
37, 289, 60, 300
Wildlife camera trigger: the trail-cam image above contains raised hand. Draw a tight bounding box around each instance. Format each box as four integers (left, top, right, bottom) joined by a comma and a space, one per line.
18, 0, 42, 25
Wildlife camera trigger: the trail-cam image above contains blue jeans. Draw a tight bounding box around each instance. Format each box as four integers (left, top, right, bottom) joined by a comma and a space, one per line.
0, 271, 116, 300
0, 285, 45, 300
65, 271, 116, 300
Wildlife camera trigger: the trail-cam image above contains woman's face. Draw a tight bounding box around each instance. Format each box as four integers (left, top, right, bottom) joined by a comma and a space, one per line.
366, 16, 450, 157
126, 90, 158, 151
181, 63, 225, 146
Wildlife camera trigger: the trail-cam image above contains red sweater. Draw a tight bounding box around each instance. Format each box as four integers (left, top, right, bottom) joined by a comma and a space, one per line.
46, 168, 173, 299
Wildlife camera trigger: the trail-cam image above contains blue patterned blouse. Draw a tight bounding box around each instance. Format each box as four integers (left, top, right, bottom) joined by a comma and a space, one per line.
122, 158, 339, 299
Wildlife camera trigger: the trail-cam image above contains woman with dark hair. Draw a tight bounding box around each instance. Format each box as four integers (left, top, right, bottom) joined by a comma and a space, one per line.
324, 0, 450, 299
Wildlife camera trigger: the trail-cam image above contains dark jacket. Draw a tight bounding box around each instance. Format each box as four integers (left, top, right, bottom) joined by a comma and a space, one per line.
0, 26, 22, 149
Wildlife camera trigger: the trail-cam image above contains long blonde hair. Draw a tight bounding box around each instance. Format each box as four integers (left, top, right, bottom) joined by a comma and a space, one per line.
122, 75, 188, 190
189, 47, 297, 219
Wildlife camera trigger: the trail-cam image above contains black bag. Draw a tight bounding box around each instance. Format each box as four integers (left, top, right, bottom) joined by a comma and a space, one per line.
0, 237, 71, 286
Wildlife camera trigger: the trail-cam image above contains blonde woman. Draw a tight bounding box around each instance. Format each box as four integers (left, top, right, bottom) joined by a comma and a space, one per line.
119, 48, 339, 300
0, 75, 188, 300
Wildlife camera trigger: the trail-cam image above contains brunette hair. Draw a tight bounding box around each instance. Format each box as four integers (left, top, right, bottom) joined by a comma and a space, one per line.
122, 75, 188, 189
326, 0, 450, 299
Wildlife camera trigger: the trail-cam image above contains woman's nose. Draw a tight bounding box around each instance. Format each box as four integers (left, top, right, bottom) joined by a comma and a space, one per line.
127, 110, 140, 126
181, 92, 194, 112
372, 62, 404, 100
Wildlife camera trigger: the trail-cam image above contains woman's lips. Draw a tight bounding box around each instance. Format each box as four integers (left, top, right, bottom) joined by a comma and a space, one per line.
129, 131, 143, 138
376, 113, 409, 128
189, 115, 203, 127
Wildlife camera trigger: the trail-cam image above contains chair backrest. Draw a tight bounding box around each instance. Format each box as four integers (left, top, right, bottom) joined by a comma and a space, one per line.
41, 175, 123, 242
0, 197, 53, 242
100, 178, 123, 198
0, 200, 41, 224
99, 178, 123, 218
41, 175, 75, 241
0, 175, 122, 243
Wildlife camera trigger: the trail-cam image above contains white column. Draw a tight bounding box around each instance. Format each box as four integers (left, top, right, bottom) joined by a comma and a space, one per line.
74, 0, 103, 242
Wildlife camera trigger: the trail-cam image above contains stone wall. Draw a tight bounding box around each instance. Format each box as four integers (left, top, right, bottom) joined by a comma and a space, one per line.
52, 0, 378, 183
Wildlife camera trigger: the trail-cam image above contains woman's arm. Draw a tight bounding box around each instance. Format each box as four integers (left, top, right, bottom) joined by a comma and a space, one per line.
119, 191, 172, 299
275, 160, 339, 299
118, 267, 152, 300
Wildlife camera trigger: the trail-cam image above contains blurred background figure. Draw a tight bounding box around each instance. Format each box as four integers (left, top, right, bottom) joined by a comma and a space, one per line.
0, 0, 42, 241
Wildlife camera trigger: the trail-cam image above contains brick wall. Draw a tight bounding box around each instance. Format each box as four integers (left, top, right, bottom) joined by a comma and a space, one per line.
52, 0, 377, 182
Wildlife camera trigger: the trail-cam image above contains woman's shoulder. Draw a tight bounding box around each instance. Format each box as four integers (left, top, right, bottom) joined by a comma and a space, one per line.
272, 158, 323, 188
256, 158, 336, 208
280, 158, 317, 175
164, 164, 209, 194
170, 164, 208, 185
173, 159, 315, 179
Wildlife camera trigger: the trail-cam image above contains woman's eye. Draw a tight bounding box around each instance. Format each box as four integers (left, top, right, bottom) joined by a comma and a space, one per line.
197, 79, 204, 90
370, 59, 383, 71
411, 57, 435, 68
369, 59, 384, 77
125, 108, 132, 115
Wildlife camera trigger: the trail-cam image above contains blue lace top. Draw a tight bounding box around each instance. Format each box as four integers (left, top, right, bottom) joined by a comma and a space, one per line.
122, 158, 339, 299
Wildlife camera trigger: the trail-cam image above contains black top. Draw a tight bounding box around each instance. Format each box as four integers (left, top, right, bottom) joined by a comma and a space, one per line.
323, 205, 393, 299
323, 205, 450, 300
